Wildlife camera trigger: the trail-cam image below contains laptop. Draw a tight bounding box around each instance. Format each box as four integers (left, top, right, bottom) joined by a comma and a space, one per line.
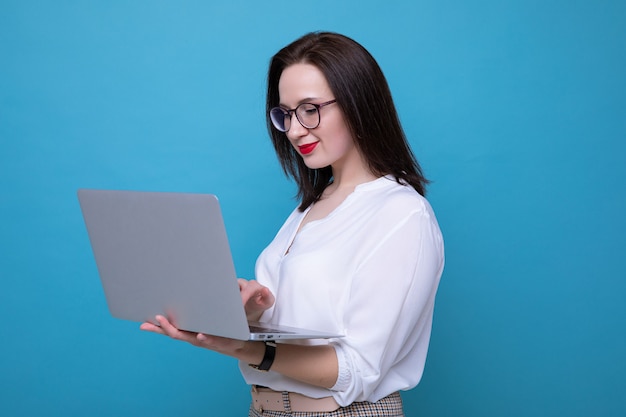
77, 188, 342, 341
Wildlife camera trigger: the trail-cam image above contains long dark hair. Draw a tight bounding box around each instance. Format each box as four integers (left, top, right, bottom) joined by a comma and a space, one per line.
267, 32, 429, 211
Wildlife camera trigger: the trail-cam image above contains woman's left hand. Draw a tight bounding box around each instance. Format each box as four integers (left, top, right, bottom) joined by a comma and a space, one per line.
140, 315, 247, 354
140, 315, 338, 389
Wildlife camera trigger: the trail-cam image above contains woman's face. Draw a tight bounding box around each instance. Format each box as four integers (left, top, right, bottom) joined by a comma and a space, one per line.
278, 63, 360, 173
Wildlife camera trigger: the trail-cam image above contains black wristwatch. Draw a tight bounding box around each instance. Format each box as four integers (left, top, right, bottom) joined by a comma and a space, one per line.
249, 341, 277, 372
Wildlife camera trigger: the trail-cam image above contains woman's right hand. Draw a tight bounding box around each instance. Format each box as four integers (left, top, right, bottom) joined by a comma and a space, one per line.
238, 279, 275, 322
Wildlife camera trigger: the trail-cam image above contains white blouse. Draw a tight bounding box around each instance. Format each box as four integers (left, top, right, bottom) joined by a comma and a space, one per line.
239, 176, 444, 406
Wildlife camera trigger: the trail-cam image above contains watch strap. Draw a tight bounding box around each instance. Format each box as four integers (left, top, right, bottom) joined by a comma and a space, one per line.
249, 341, 277, 372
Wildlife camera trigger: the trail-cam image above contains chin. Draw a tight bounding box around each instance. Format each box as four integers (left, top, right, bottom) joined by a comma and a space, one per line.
304, 161, 330, 170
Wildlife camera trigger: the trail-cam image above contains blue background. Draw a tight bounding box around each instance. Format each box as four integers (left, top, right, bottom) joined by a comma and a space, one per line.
1, 1, 624, 416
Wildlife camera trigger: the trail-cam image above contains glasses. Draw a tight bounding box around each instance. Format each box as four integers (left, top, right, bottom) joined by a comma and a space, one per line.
269, 99, 337, 132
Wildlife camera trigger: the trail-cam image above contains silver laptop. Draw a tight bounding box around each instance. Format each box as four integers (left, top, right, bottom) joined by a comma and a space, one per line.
77, 189, 342, 341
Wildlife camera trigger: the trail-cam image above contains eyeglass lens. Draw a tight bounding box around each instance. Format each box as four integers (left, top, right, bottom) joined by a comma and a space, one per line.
270, 103, 321, 132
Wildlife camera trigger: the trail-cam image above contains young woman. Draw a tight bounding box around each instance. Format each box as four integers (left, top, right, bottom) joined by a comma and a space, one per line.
141, 32, 444, 417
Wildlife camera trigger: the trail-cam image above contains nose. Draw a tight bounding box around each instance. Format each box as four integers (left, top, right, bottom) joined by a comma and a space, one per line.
286, 112, 309, 139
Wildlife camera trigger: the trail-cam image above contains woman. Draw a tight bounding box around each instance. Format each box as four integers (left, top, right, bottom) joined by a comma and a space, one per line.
141, 31, 444, 416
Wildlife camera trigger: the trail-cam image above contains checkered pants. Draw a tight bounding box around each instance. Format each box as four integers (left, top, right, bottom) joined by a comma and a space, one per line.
248, 391, 404, 417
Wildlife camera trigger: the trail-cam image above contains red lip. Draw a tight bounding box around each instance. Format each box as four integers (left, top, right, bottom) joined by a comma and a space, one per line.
298, 142, 318, 155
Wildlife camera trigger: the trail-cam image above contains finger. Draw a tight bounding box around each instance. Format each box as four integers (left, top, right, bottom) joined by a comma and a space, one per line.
197, 333, 212, 343
195, 333, 245, 353
154, 315, 196, 341
140, 322, 164, 334
239, 278, 261, 297
155, 315, 174, 330
257, 287, 275, 307
253, 287, 267, 305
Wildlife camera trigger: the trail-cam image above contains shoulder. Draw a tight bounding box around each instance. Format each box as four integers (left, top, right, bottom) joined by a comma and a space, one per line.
357, 176, 436, 219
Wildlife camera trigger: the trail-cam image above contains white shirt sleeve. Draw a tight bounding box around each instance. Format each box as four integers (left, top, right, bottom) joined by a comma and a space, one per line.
330, 207, 444, 404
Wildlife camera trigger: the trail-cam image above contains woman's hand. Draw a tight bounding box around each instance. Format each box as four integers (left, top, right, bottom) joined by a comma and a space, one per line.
139, 315, 247, 354
139, 313, 338, 389
238, 279, 275, 322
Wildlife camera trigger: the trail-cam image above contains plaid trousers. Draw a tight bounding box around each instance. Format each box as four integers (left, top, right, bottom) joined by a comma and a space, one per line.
248, 391, 404, 417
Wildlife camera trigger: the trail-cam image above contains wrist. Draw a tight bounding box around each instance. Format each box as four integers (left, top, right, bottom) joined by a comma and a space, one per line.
248, 341, 277, 372
238, 340, 265, 365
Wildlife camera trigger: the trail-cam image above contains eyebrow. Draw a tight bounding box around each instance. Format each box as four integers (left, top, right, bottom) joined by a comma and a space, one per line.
278, 97, 325, 108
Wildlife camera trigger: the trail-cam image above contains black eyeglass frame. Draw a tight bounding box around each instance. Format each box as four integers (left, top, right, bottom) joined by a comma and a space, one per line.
269, 99, 337, 132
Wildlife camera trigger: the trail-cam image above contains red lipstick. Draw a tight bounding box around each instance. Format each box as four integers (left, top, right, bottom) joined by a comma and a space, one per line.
298, 142, 318, 155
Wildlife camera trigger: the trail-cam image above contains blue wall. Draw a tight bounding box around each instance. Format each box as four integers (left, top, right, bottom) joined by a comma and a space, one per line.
1, 1, 624, 416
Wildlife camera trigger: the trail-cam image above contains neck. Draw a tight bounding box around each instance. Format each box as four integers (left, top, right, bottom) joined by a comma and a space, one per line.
329, 158, 377, 192
332, 170, 377, 189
